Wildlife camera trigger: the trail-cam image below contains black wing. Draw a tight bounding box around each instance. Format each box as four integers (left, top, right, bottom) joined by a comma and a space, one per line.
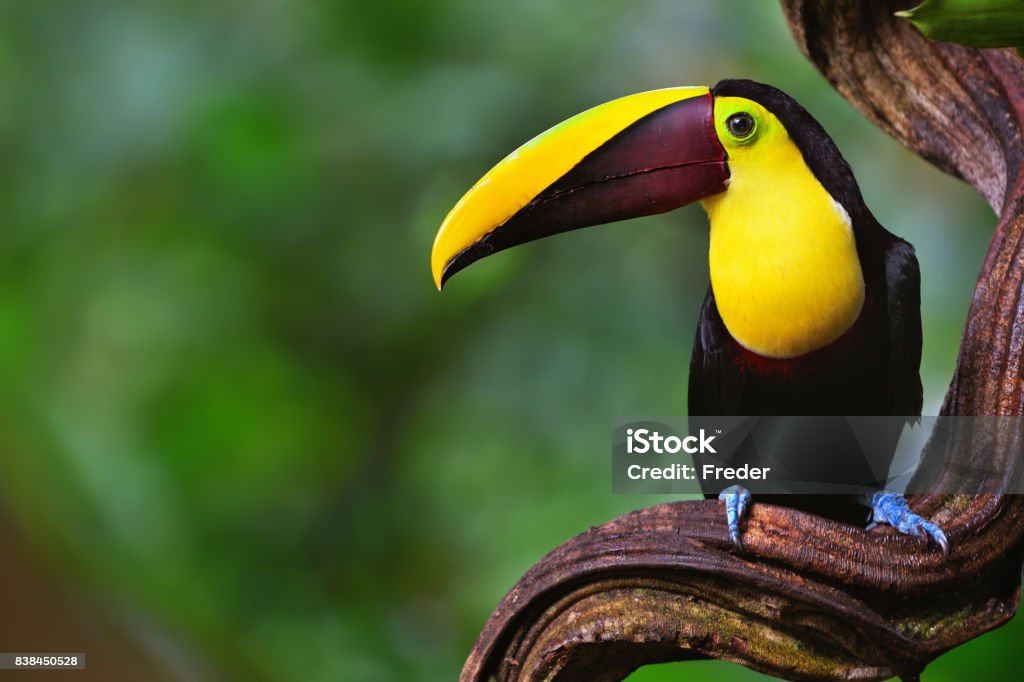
883, 238, 923, 418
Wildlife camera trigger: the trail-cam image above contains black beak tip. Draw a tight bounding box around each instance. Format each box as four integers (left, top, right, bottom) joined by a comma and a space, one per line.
439, 241, 495, 289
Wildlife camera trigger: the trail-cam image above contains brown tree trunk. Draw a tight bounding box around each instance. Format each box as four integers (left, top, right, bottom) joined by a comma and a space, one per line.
460, 2, 1024, 680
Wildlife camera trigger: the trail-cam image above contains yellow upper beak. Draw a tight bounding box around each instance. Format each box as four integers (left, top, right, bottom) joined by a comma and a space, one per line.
431, 86, 727, 289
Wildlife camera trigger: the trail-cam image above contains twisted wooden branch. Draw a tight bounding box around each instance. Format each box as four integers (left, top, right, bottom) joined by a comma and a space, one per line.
461, 2, 1024, 679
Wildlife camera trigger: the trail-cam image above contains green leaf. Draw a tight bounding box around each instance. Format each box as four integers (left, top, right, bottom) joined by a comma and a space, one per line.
896, 0, 1024, 48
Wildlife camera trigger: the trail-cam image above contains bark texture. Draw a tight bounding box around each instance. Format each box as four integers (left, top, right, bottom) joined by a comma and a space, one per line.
461, 2, 1024, 679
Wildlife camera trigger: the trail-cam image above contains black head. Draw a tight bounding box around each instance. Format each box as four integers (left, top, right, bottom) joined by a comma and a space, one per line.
712, 79, 873, 225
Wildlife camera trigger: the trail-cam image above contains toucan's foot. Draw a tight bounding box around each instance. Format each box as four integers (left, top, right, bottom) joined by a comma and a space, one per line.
868, 492, 949, 555
718, 484, 751, 550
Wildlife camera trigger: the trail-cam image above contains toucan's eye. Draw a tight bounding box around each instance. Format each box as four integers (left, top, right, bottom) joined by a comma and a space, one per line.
726, 112, 756, 139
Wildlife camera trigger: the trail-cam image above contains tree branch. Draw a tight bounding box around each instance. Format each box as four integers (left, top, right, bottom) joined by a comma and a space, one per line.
460, 2, 1024, 679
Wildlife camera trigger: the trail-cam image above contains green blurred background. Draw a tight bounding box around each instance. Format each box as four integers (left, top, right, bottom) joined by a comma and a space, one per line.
0, 1, 1017, 680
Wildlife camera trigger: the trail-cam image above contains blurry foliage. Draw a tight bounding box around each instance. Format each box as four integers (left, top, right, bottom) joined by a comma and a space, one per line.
0, 1, 1017, 681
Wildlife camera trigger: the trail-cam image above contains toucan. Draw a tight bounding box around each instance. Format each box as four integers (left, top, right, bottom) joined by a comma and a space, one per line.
430, 79, 947, 553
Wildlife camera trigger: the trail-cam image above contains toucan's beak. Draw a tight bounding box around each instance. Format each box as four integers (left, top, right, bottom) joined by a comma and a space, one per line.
431, 87, 728, 289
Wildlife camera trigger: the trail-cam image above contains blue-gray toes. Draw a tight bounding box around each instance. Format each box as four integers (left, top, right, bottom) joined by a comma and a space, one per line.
869, 492, 949, 555
718, 484, 751, 550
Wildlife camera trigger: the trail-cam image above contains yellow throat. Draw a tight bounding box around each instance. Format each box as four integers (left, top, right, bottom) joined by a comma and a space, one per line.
701, 98, 865, 359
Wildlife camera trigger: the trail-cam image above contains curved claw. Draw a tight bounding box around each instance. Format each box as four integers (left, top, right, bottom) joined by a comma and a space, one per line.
870, 492, 949, 555
718, 485, 751, 550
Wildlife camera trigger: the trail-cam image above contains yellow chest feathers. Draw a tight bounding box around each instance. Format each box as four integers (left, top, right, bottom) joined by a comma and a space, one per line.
701, 145, 865, 359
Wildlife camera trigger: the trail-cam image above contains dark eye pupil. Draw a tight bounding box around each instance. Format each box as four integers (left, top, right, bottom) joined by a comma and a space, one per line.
727, 112, 754, 138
